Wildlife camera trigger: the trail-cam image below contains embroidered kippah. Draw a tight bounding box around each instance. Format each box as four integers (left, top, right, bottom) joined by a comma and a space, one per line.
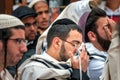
0, 14, 24, 29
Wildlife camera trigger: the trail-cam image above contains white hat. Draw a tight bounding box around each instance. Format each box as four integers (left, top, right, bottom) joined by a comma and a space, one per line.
28, 0, 47, 8
0, 14, 24, 29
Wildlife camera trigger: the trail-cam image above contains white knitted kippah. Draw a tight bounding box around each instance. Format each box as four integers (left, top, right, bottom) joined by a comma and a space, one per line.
28, 0, 47, 8
0, 14, 24, 29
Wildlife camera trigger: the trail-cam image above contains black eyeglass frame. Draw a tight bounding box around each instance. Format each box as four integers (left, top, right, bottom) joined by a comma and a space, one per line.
8, 38, 26, 45
59, 38, 82, 49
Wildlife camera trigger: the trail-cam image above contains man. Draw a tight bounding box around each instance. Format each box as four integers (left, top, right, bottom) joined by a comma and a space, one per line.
0, 14, 27, 80
13, 6, 39, 65
28, 0, 50, 35
98, 0, 120, 22
84, 7, 115, 80
35, 0, 100, 54
7, 6, 39, 76
101, 23, 120, 80
17, 18, 89, 80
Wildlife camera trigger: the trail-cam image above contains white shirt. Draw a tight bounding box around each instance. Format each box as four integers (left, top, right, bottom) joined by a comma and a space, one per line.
0, 69, 14, 80
98, 1, 120, 16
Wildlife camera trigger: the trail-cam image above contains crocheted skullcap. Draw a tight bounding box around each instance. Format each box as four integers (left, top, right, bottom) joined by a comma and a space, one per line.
28, 0, 47, 8
0, 14, 24, 29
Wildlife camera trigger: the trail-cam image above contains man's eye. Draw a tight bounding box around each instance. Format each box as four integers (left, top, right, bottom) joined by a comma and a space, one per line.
25, 23, 31, 27
45, 11, 49, 14
37, 12, 42, 15
15, 39, 26, 44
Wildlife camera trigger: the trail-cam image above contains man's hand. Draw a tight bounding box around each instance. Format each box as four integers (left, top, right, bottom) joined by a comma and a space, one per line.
69, 44, 89, 72
103, 18, 116, 40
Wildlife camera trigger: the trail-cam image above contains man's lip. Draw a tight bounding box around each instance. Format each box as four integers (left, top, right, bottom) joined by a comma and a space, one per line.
42, 21, 49, 25
18, 54, 23, 59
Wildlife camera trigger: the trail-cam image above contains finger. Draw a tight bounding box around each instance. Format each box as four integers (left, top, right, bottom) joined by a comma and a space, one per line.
69, 51, 80, 69
81, 51, 89, 72
82, 55, 89, 72
68, 51, 74, 58
107, 18, 116, 32
80, 43, 86, 55
81, 44, 85, 52
68, 51, 75, 63
103, 26, 112, 40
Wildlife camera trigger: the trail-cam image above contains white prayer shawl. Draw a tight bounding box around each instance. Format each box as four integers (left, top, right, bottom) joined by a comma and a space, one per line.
17, 53, 71, 80
0, 69, 14, 80
36, 0, 92, 54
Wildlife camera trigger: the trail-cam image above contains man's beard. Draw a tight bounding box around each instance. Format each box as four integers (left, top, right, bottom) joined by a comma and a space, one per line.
59, 42, 69, 61
96, 32, 111, 51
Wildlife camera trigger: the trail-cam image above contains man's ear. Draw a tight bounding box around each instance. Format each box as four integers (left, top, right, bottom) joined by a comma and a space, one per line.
87, 31, 96, 41
53, 37, 62, 48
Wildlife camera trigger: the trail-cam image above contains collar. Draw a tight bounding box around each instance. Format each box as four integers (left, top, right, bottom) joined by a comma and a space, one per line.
40, 51, 60, 63
98, 1, 120, 15
85, 42, 108, 56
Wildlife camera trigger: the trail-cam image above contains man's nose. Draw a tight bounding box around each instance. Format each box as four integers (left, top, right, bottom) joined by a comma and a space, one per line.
20, 42, 27, 53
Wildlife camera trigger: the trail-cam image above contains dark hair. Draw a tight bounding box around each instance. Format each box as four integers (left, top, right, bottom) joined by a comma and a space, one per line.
19, 0, 22, 3
0, 25, 25, 40
0, 25, 25, 70
47, 23, 82, 48
52, 18, 76, 26
85, 7, 107, 42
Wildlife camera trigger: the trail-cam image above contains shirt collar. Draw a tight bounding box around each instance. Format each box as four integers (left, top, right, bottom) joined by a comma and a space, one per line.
41, 51, 59, 63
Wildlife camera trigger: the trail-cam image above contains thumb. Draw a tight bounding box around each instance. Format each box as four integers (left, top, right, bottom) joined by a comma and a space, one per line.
68, 51, 75, 64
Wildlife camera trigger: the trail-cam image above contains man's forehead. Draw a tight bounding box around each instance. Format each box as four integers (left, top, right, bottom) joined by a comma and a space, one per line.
96, 17, 108, 26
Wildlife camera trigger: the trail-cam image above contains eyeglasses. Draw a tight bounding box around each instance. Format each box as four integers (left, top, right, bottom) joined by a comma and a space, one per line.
8, 38, 26, 46
61, 39, 82, 49
24, 22, 37, 27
